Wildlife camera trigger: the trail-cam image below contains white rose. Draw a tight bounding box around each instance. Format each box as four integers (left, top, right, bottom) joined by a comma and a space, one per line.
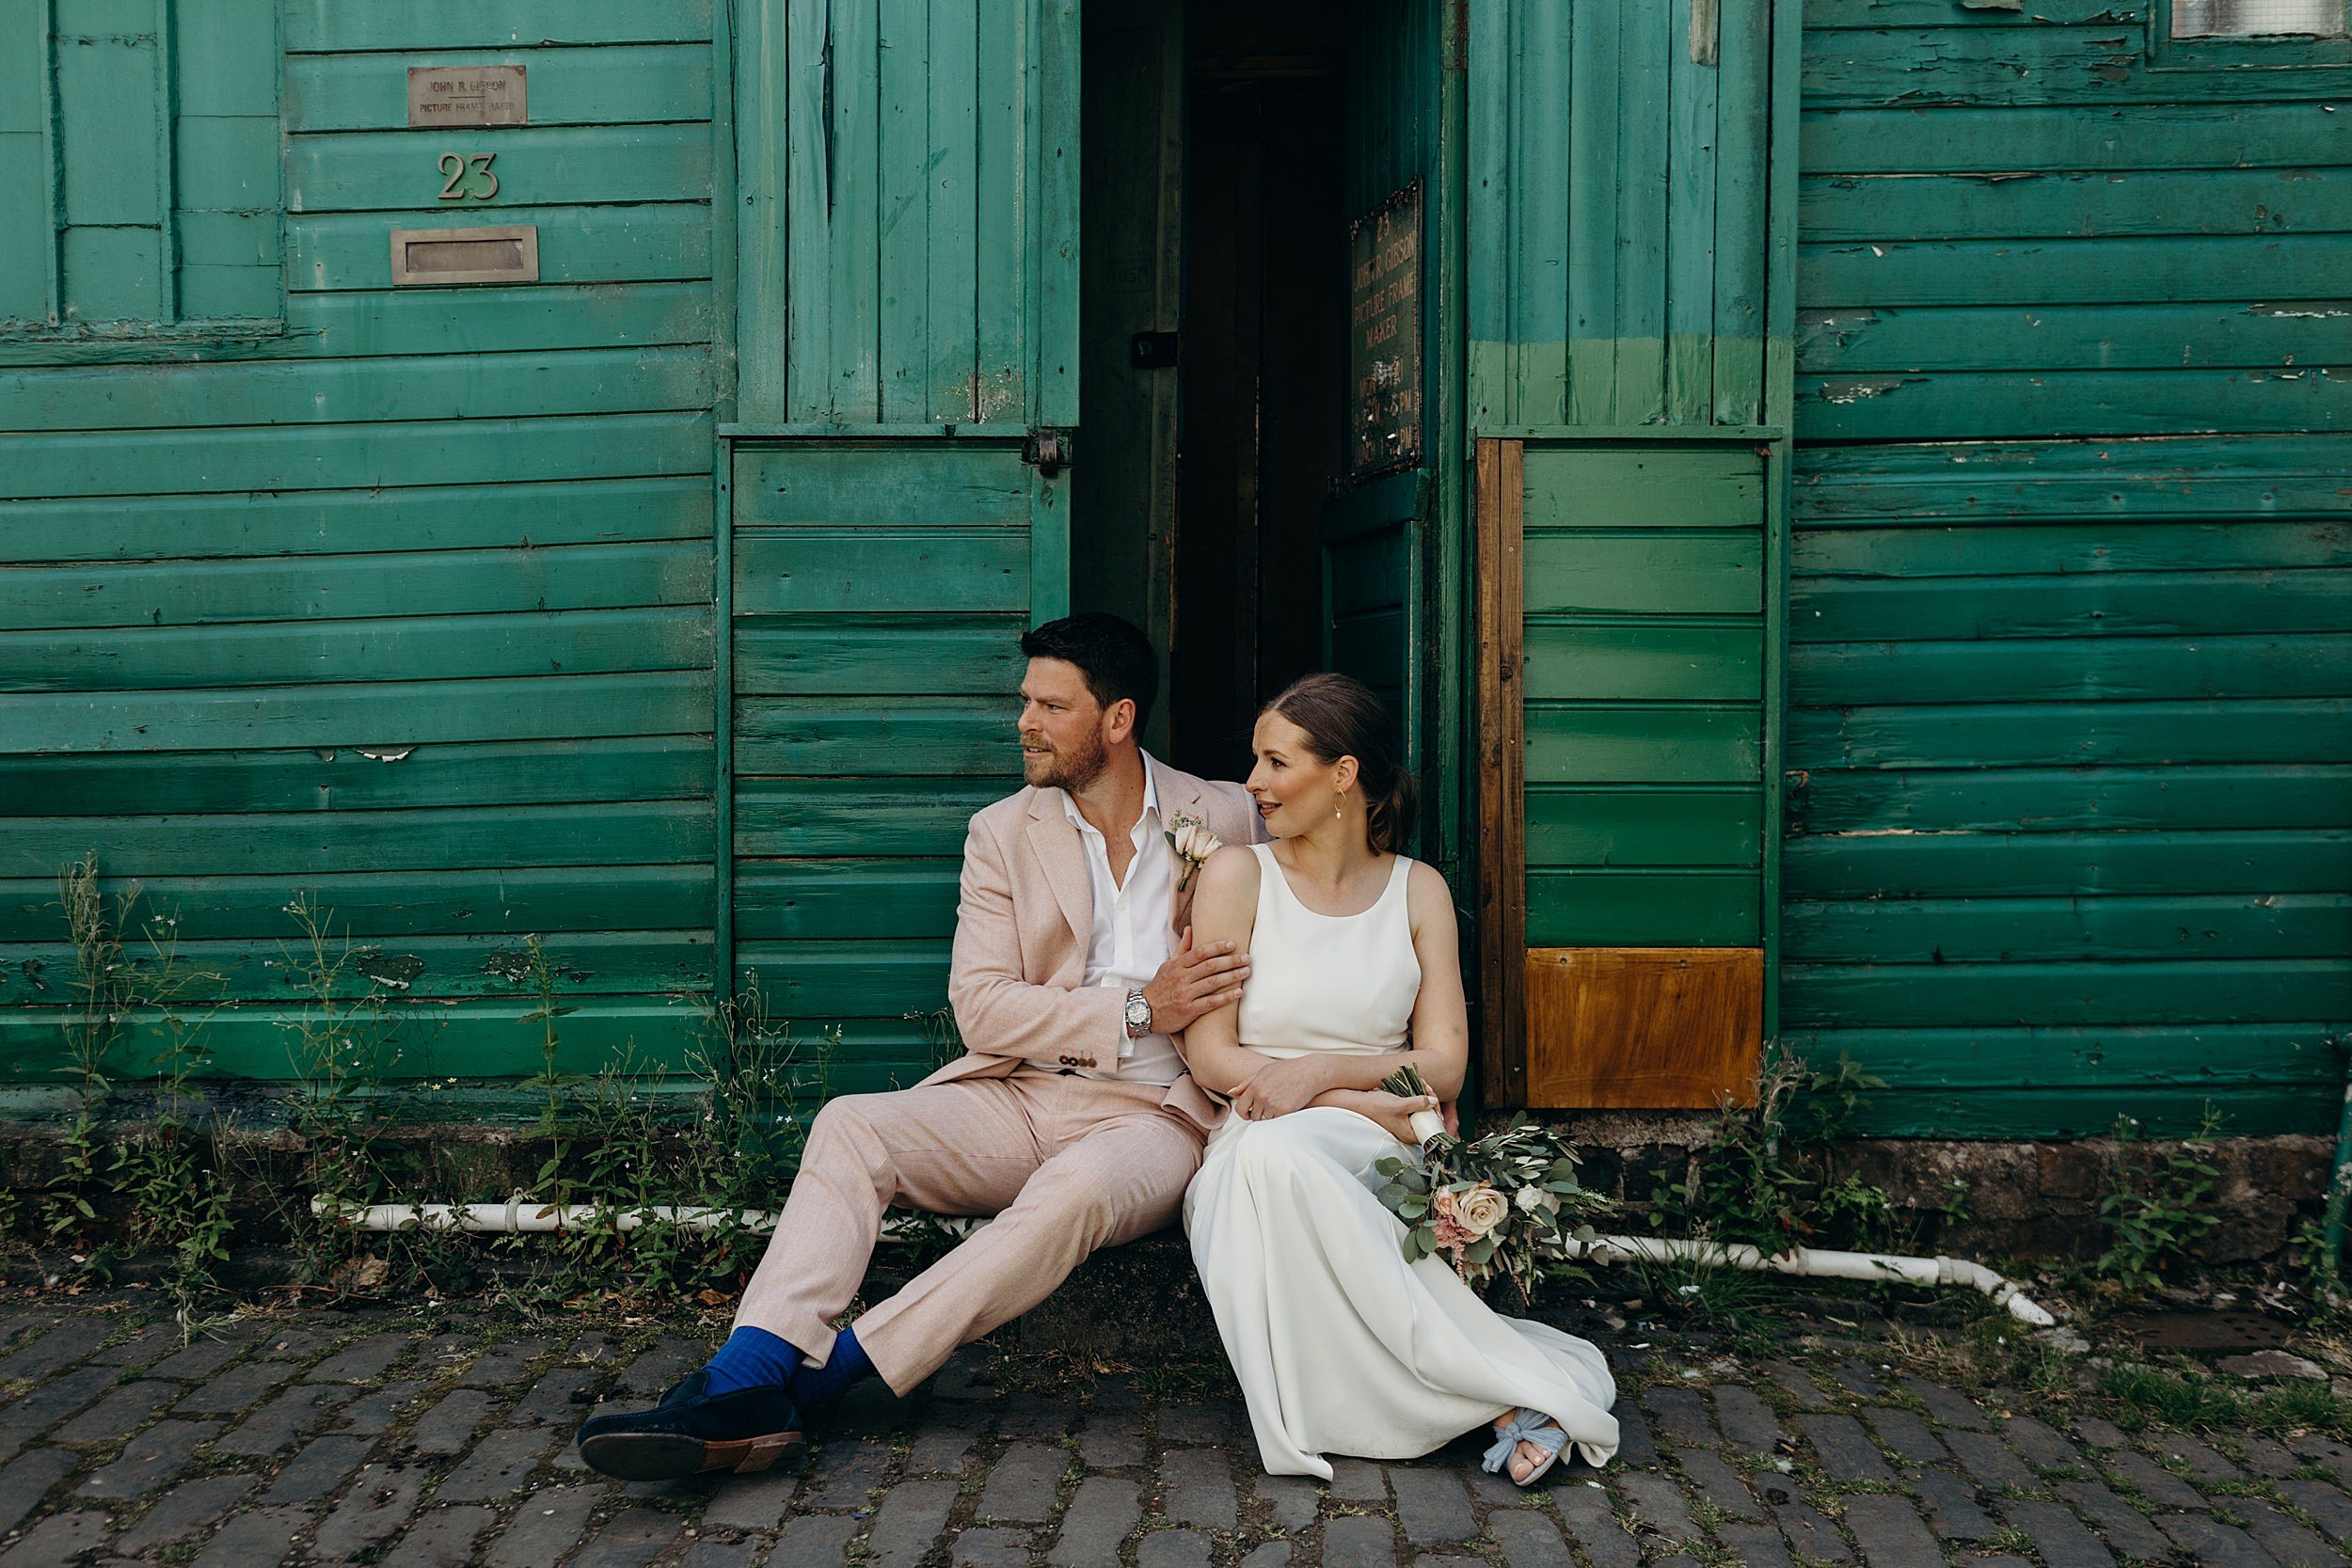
1454, 1183, 1510, 1240
1516, 1183, 1544, 1212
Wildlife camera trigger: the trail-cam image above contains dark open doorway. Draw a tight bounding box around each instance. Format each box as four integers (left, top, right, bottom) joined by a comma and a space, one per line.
1075, 0, 1351, 782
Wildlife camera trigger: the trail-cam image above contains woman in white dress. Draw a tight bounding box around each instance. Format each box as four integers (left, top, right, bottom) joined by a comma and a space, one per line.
1179, 673, 1619, 1483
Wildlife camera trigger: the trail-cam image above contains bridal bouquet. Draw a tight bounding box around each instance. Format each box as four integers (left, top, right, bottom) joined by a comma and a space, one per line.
1371, 1066, 1611, 1305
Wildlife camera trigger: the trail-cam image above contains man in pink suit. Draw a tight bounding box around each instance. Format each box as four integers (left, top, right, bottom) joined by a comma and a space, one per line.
580, 614, 1261, 1481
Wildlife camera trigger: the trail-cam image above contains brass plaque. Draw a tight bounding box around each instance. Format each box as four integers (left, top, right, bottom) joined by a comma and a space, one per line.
1347, 181, 1422, 481
407, 65, 527, 128
389, 225, 540, 286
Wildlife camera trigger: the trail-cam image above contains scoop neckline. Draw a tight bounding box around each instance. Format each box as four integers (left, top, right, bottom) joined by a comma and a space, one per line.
1256, 843, 1409, 920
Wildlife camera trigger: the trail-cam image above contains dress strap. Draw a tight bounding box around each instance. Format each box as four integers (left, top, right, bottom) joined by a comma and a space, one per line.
1384, 854, 1413, 897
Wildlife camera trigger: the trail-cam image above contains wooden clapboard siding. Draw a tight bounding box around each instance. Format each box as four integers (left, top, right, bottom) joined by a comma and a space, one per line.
727, 442, 1041, 1090
1519, 444, 1769, 950
1788, 0, 2352, 1138
1793, 16, 2351, 444
0, 3, 720, 1085
1789, 433, 2352, 1112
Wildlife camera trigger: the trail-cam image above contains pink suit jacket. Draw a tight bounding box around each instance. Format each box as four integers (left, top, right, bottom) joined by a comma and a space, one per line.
930, 754, 1264, 1131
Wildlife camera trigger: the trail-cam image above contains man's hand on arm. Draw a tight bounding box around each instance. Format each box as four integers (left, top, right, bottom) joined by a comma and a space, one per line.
1140, 926, 1250, 1036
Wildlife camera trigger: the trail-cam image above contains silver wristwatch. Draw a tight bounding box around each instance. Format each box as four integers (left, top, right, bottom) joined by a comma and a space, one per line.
1123, 989, 1153, 1038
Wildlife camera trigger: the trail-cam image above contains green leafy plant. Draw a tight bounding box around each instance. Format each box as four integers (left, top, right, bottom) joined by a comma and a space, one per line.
105, 912, 232, 1323
43, 857, 239, 1319
1647, 1053, 1892, 1257
485, 934, 583, 1202
477, 972, 840, 1308
2096, 1107, 2225, 1298
906, 1005, 965, 1083
46, 854, 132, 1257
25, 865, 880, 1313
278, 895, 409, 1292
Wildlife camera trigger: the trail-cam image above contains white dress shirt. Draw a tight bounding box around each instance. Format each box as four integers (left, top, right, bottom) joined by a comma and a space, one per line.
1060, 756, 1182, 1085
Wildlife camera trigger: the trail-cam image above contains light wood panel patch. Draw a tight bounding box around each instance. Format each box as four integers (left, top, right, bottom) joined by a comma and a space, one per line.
1524, 946, 1762, 1108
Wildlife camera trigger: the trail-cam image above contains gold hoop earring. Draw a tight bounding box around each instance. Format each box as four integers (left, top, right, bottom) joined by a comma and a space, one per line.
1334, 791, 1345, 820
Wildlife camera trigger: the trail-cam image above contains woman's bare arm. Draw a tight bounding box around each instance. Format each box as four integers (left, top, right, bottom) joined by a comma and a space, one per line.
1168, 845, 1264, 1097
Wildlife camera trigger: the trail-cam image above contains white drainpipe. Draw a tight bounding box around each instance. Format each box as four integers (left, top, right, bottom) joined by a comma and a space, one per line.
1562, 1232, 2057, 1326
313, 1199, 2054, 1324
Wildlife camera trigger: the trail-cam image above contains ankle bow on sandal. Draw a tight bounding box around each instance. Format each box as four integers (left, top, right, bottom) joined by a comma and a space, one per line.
1481, 1406, 1567, 1487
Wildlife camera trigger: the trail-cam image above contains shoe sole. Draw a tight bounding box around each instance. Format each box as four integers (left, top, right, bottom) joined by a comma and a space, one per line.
579, 1428, 807, 1481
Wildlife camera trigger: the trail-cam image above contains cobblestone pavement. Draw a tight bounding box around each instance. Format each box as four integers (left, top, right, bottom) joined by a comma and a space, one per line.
0, 1292, 2346, 1567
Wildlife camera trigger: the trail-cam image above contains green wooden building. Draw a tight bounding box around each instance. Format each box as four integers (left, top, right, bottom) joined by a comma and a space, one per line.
3, 0, 2345, 1142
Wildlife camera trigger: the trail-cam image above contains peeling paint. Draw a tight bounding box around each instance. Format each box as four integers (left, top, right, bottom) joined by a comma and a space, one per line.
358, 747, 414, 763
1817, 378, 1912, 404
1822, 828, 1969, 837
353, 949, 425, 991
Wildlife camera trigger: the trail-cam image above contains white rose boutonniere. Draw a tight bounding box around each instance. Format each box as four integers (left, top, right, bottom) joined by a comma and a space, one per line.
1164, 812, 1222, 891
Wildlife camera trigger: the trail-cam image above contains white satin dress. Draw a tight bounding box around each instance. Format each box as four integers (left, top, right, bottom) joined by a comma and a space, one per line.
1182, 843, 1620, 1479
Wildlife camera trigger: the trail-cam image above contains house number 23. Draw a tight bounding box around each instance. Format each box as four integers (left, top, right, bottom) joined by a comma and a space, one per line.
437, 151, 499, 201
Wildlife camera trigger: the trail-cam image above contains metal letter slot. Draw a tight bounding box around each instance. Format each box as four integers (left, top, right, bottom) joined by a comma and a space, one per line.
389, 225, 541, 286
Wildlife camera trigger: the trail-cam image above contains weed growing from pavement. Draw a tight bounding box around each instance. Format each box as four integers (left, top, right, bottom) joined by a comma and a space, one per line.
106, 928, 233, 1326
46, 854, 131, 1258
40, 855, 241, 1325
277, 894, 407, 1291
2095, 1108, 2226, 1299
1645, 1054, 1901, 1262
7, 858, 843, 1313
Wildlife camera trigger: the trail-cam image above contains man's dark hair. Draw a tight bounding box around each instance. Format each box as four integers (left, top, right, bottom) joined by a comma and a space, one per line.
1020, 613, 1158, 732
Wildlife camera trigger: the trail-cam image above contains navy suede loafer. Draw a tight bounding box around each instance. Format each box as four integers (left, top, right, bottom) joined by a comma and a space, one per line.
576, 1370, 806, 1481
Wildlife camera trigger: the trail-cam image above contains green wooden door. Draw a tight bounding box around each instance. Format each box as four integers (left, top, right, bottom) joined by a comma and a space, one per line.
1467, 0, 1790, 1109
1326, 1, 1451, 826
726, 0, 1077, 1095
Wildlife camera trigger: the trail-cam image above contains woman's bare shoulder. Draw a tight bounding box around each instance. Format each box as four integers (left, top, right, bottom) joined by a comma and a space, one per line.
1197, 841, 1262, 894
1404, 858, 1454, 928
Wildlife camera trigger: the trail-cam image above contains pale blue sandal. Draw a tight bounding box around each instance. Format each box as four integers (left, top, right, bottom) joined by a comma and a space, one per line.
1482, 1407, 1568, 1487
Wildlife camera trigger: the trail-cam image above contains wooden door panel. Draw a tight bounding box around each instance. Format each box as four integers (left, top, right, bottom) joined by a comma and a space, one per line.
1524, 947, 1764, 1108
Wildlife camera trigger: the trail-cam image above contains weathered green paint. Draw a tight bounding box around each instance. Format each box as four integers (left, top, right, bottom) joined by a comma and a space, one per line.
0, 1, 717, 1085
0, 0, 2342, 1150
1327, 0, 1449, 883
723, 0, 1078, 1069
2, 0, 280, 333
1466, 0, 1791, 1068
1786, 0, 2352, 1136
1513, 441, 1774, 953
1468, 0, 1778, 429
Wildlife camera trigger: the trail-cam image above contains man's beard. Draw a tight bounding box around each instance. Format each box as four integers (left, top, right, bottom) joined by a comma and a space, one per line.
1024, 729, 1110, 793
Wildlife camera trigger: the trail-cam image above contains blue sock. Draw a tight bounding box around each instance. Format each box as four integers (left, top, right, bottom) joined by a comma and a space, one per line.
791, 1325, 875, 1411
702, 1325, 803, 1397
